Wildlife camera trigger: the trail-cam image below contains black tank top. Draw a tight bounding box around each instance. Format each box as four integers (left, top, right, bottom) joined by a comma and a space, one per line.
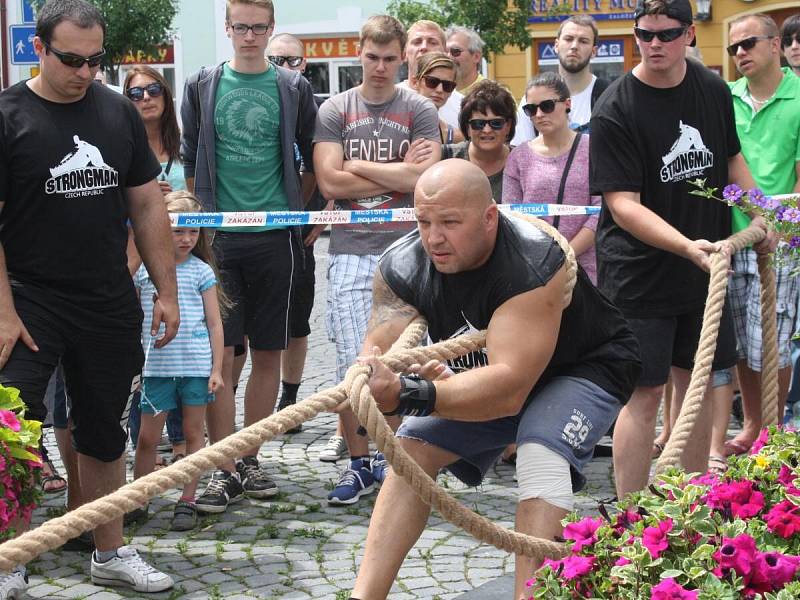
380, 213, 641, 404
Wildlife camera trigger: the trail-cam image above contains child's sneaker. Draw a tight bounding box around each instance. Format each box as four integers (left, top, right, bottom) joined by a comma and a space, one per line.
327, 460, 375, 505
236, 456, 278, 498
319, 435, 348, 462
196, 469, 244, 514
90, 546, 173, 592
0, 568, 27, 600
170, 500, 198, 531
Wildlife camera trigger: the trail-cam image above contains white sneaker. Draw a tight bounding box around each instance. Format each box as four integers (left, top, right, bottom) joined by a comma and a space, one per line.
0, 569, 27, 600
319, 435, 348, 462
91, 546, 173, 592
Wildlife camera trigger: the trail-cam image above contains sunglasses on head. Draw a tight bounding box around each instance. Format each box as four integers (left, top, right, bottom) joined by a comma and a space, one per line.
422, 75, 456, 93
468, 118, 507, 131
522, 99, 565, 117
268, 55, 304, 68
448, 47, 464, 57
726, 35, 773, 56
125, 82, 164, 102
783, 33, 800, 47
45, 42, 105, 68
633, 26, 687, 43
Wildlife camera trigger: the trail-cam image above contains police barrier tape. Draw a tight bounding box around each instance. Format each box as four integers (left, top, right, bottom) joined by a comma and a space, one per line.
170, 203, 601, 228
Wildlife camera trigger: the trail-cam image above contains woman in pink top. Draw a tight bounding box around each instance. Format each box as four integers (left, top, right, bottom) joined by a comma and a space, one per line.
502, 72, 600, 284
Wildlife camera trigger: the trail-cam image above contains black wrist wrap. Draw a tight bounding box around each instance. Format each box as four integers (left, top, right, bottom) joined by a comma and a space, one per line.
383, 375, 437, 417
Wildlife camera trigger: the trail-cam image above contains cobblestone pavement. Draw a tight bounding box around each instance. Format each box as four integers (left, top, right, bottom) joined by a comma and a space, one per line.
30, 236, 623, 599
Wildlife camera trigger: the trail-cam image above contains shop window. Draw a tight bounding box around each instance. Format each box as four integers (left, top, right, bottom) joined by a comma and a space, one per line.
305, 62, 330, 97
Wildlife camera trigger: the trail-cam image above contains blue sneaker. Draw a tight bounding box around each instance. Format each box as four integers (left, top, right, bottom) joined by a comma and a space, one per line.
327, 462, 375, 505
371, 452, 389, 484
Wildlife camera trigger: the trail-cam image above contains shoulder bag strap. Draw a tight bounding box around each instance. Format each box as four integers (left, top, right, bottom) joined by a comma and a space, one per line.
552, 133, 583, 231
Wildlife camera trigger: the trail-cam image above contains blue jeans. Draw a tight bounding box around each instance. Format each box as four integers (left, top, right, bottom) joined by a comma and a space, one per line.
128, 392, 184, 450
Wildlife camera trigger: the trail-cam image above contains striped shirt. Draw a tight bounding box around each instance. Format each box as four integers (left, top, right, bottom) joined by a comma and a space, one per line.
135, 255, 216, 377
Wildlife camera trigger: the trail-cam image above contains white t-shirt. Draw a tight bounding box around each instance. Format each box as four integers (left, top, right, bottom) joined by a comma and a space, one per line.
568, 75, 596, 130
510, 75, 598, 147
398, 80, 463, 128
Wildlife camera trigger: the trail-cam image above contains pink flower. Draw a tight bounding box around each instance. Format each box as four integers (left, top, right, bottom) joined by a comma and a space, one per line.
705, 480, 764, 519
614, 556, 631, 567
650, 578, 699, 600
563, 516, 604, 552
748, 551, 800, 592
712, 534, 758, 577
750, 428, 770, 455
765, 500, 800, 538
642, 518, 673, 558
689, 472, 719, 486
0, 410, 20, 432
560, 555, 596, 580
613, 509, 643, 535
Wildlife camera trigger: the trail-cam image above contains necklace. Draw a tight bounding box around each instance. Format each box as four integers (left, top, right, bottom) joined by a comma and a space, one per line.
747, 87, 776, 105
369, 93, 397, 138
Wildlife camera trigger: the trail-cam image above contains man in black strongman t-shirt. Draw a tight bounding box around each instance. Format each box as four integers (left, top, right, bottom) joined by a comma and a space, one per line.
590, 0, 776, 499
348, 159, 641, 600
0, 0, 178, 595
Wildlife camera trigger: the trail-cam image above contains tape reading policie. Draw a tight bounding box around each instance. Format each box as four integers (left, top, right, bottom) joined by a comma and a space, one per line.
170, 203, 601, 228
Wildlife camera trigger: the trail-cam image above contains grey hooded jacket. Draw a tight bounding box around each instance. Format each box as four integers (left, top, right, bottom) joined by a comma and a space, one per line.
180, 62, 317, 213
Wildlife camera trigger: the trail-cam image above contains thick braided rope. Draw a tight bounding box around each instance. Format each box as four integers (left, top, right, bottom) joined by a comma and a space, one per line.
655, 227, 768, 474
0, 215, 576, 568
0, 324, 433, 571
757, 254, 779, 425
345, 364, 567, 561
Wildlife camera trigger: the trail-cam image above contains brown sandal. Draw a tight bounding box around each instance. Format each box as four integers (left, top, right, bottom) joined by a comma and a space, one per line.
651, 442, 665, 459
708, 455, 728, 475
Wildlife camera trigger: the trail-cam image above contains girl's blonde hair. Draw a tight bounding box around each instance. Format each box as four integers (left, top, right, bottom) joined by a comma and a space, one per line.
165, 190, 232, 314
414, 51, 456, 82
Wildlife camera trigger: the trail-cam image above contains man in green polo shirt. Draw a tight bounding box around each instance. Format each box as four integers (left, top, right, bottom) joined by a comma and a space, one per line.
725, 13, 800, 454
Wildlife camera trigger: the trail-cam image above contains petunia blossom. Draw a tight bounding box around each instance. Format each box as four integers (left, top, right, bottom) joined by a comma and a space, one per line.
650, 578, 699, 600
0, 410, 20, 433
750, 429, 770, 455
765, 500, 800, 538
560, 555, 596, 580
712, 534, 758, 577
705, 480, 764, 519
642, 518, 673, 558
563, 516, 604, 552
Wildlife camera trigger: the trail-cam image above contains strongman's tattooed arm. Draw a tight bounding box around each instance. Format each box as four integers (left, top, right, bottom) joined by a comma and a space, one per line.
363, 268, 420, 354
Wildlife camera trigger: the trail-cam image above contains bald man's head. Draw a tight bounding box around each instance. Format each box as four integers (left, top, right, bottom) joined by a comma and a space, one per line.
415, 159, 492, 210
414, 159, 498, 274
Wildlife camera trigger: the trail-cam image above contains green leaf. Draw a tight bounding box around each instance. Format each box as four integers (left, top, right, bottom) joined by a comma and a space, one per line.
660, 569, 684, 579
7, 446, 41, 462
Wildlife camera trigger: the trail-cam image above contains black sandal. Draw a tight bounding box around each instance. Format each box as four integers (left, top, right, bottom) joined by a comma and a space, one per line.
40, 444, 67, 495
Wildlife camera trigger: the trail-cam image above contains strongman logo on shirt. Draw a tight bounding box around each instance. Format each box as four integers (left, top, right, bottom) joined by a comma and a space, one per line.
46, 135, 119, 196
660, 121, 714, 183
442, 313, 488, 373
215, 88, 280, 164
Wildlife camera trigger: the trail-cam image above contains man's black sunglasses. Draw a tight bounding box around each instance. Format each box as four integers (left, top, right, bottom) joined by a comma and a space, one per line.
45, 42, 105, 68
268, 55, 304, 68
468, 118, 507, 131
522, 99, 565, 117
726, 35, 773, 56
633, 26, 687, 43
422, 75, 456, 93
125, 82, 164, 102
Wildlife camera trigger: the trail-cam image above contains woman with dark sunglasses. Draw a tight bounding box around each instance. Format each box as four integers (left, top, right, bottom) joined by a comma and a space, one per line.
440, 79, 515, 202
123, 66, 183, 196
408, 52, 464, 144
122, 65, 187, 471
503, 71, 600, 284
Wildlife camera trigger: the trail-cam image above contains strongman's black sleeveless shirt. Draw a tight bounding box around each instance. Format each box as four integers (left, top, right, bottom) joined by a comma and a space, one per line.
379, 213, 641, 404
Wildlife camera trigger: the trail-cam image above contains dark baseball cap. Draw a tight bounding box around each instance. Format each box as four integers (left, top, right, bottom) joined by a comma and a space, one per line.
633, 0, 694, 26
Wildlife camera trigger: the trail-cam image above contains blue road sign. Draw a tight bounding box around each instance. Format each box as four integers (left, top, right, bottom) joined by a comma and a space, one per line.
22, 0, 35, 23
10, 24, 38, 65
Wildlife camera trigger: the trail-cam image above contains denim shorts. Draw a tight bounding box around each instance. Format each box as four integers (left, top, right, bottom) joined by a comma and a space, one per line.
140, 377, 213, 414
396, 376, 621, 492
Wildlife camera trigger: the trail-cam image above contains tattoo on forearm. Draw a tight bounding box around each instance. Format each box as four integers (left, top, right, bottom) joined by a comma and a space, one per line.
368, 270, 419, 331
